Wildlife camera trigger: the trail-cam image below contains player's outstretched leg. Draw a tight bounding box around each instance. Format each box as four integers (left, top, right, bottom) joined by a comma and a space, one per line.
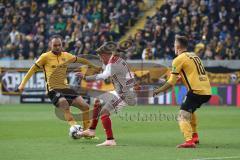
191, 112, 199, 144
96, 107, 116, 147
58, 97, 78, 126
177, 110, 196, 148
72, 96, 91, 130
80, 99, 101, 138
57, 97, 83, 139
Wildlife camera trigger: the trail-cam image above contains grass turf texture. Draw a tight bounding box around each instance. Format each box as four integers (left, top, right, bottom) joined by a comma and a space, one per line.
0, 104, 240, 160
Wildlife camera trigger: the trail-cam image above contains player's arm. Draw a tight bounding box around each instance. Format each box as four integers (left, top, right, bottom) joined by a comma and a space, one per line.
68, 54, 101, 73
84, 64, 111, 82
18, 64, 39, 92
153, 57, 183, 96
18, 55, 45, 92
153, 74, 178, 96
75, 57, 99, 69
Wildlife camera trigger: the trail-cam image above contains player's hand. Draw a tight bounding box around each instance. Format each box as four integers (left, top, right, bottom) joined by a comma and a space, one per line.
18, 86, 24, 93
86, 65, 102, 76
85, 75, 97, 82
90, 64, 101, 70
133, 84, 141, 92
75, 72, 84, 79
92, 65, 102, 73
153, 88, 160, 97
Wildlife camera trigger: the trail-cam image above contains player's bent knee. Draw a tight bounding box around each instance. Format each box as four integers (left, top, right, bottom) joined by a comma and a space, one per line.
57, 98, 69, 109
94, 99, 101, 107
82, 106, 89, 112
178, 110, 191, 122
58, 97, 67, 104
72, 96, 89, 110
94, 98, 100, 104
79, 100, 89, 111
100, 108, 110, 116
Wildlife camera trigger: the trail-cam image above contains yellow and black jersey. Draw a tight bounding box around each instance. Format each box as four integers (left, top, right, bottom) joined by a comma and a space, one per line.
169, 52, 211, 95
19, 51, 96, 92
34, 51, 76, 91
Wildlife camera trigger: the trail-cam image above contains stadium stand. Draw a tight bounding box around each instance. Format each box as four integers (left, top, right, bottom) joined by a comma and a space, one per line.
0, 0, 143, 60
128, 0, 240, 60
0, 0, 239, 61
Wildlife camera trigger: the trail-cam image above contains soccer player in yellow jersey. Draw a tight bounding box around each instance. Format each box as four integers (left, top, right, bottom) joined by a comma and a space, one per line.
18, 35, 100, 137
154, 35, 211, 148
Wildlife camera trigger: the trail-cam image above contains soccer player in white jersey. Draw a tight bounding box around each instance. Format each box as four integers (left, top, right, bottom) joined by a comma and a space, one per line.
78, 42, 137, 146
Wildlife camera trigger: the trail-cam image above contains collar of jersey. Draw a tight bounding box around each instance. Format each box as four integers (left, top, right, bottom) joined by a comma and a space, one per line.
107, 54, 114, 64
180, 50, 188, 54
51, 51, 62, 56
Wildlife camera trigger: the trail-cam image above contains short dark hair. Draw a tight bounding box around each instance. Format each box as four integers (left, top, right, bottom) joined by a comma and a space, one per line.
50, 34, 63, 41
96, 41, 117, 55
175, 35, 188, 48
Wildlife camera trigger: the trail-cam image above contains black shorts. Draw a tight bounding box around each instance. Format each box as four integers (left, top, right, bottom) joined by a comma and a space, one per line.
48, 88, 78, 107
181, 92, 211, 113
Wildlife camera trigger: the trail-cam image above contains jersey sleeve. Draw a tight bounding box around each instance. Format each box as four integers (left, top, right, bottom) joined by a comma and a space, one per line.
95, 64, 112, 80
171, 56, 184, 74
65, 52, 77, 63
65, 52, 98, 68
19, 65, 39, 89
167, 73, 178, 85
35, 54, 47, 68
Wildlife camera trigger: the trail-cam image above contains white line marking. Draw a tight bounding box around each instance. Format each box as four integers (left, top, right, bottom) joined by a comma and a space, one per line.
192, 156, 240, 160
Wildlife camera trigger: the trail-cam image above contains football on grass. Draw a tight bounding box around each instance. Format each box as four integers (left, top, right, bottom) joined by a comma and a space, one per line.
69, 125, 83, 139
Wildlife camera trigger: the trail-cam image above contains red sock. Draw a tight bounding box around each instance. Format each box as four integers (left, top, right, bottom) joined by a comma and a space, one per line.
89, 100, 101, 130
101, 114, 114, 140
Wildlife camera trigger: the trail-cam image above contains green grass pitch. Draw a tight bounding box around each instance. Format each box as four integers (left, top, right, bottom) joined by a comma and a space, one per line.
0, 104, 240, 160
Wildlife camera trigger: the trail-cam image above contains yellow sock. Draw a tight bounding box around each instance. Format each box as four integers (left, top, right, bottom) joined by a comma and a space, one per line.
64, 109, 77, 126
190, 113, 197, 133
179, 120, 193, 141
82, 110, 91, 130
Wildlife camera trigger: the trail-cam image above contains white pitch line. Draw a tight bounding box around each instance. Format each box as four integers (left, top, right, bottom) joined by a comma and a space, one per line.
192, 156, 240, 160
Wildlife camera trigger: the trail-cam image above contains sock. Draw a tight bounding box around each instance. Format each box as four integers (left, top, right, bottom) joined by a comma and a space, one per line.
64, 109, 77, 126
82, 110, 91, 130
101, 114, 114, 140
190, 113, 197, 133
179, 120, 193, 141
89, 100, 101, 130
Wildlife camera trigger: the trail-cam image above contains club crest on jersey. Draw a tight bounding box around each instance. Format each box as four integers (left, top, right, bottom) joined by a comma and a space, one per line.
172, 66, 177, 72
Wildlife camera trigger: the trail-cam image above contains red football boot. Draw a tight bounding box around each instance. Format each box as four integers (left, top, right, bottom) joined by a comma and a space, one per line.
177, 140, 196, 148
192, 133, 199, 144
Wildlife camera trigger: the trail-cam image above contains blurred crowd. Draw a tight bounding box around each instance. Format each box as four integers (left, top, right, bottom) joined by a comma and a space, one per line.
0, 0, 240, 61
0, 0, 142, 60
128, 0, 240, 60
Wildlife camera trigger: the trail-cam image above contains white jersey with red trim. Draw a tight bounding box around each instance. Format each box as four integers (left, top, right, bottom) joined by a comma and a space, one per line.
95, 55, 135, 95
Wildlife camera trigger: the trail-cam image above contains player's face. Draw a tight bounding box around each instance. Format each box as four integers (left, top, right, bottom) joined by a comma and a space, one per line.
51, 38, 62, 54
99, 53, 110, 65
174, 40, 180, 55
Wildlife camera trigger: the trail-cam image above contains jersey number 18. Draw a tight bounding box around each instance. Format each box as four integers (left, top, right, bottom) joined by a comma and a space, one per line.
190, 57, 206, 75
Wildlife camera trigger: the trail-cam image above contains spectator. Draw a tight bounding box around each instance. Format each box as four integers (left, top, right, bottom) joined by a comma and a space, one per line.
54, 17, 66, 34
129, 33, 145, 59
136, 0, 240, 60
82, 42, 96, 55
9, 27, 20, 45
203, 45, 213, 60
62, 3, 73, 17
70, 40, 83, 56
0, 0, 141, 60
142, 42, 156, 60
1, 0, 239, 60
